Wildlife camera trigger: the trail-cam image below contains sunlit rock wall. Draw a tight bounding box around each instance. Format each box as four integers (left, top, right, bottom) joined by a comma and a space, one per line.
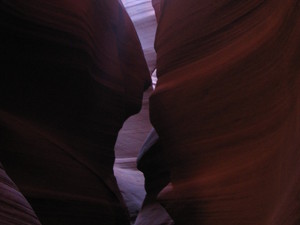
0, 0, 150, 224
121, 0, 157, 73
150, 0, 300, 224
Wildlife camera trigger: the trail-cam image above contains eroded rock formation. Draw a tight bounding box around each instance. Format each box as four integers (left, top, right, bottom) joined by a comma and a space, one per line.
0, 1, 150, 224
121, 0, 157, 73
149, 0, 300, 224
1, 0, 300, 224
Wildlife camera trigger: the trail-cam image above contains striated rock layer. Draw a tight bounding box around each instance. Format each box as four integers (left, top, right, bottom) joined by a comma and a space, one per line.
121, 0, 157, 73
150, 0, 300, 224
0, 163, 41, 225
0, 0, 150, 224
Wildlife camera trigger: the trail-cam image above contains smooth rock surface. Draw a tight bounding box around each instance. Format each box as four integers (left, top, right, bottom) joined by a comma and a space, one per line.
0, 1, 150, 224
121, 0, 157, 73
0, 163, 41, 225
135, 129, 173, 225
150, 0, 300, 224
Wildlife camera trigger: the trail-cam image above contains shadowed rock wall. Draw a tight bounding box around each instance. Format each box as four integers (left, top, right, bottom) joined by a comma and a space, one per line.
0, 1, 150, 224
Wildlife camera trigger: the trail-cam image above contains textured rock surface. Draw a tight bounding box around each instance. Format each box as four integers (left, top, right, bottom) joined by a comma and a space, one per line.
0, 163, 41, 225
150, 0, 300, 224
0, 0, 150, 224
121, 0, 157, 73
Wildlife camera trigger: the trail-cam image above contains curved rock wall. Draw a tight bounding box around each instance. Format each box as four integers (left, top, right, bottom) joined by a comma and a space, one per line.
1, 0, 300, 224
0, 163, 41, 225
121, 0, 157, 73
150, 0, 300, 224
151, 0, 161, 21
0, 1, 150, 224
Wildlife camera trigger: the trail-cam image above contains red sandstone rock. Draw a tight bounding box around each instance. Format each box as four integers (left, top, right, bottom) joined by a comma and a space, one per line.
152, 0, 161, 21
0, 1, 150, 224
150, 0, 300, 224
137, 129, 170, 196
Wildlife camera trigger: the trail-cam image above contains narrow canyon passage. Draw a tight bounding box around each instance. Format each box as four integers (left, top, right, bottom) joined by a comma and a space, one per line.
113, 1, 167, 224
1, 1, 300, 225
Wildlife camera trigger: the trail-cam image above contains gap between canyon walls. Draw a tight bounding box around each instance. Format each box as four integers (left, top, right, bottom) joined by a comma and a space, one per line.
113, 0, 157, 223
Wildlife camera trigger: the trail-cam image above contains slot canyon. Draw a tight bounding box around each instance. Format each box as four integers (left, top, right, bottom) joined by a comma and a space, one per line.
1, 0, 300, 224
